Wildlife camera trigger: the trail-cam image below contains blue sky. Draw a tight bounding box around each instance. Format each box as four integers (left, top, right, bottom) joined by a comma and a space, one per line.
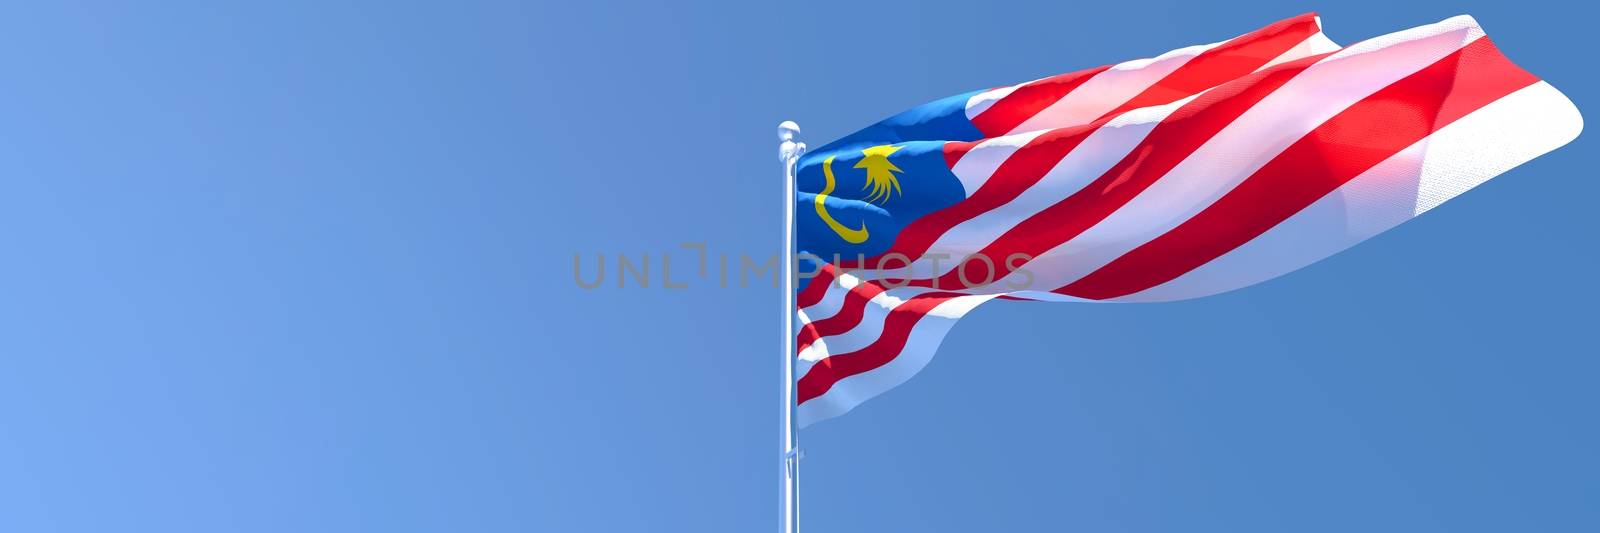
0, 1, 1595, 531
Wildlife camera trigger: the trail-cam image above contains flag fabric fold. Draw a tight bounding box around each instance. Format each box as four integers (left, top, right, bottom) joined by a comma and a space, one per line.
794, 14, 1582, 427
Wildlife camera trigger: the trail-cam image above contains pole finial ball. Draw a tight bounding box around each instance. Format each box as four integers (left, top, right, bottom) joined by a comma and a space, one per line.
778, 121, 801, 142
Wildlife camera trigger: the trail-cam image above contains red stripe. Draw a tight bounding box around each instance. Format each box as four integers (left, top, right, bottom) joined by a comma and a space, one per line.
943, 139, 979, 169
796, 263, 838, 309
795, 280, 888, 353
797, 319, 823, 355
968, 13, 1322, 139
919, 52, 1331, 290
969, 66, 1110, 138
1094, 13, 1324, 121
1060, 38, 1536, 300
796, 292, 968, 405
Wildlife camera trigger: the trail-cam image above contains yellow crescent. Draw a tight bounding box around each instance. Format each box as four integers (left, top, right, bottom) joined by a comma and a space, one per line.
817, 156, 869, 244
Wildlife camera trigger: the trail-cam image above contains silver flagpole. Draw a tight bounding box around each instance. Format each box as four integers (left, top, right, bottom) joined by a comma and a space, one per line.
778, 121, 805, 533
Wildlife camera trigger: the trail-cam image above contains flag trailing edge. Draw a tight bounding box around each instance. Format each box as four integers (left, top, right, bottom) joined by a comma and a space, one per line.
792, 13, 1582, 427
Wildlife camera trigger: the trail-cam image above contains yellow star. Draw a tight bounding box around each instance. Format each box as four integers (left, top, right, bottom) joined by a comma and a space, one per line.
854, 145, 903, 204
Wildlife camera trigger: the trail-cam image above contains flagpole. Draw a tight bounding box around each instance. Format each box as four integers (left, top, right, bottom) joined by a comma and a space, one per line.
778, 121, 805, 533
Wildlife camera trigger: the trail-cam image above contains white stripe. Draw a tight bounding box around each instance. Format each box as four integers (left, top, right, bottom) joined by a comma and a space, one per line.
1117, 81, 1582, 302
1003, 41, 1220, 135
990, 16, 1488, 293
965, 83, 1027, 120
796, 294, 995, 427
793, 307, 814, 346
796, 270, 862, 323
949, 129, 1049, 195
1255, 30, 1341, 72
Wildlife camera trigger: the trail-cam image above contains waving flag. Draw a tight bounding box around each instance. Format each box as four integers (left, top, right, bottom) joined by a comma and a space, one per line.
794, 14, 1582, 426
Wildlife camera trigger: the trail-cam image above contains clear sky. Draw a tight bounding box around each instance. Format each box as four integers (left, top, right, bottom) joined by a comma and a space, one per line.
0, 1, 1594, 532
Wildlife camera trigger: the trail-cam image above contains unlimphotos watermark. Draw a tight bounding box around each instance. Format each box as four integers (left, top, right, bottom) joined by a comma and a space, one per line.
573, 242, 1036, 291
